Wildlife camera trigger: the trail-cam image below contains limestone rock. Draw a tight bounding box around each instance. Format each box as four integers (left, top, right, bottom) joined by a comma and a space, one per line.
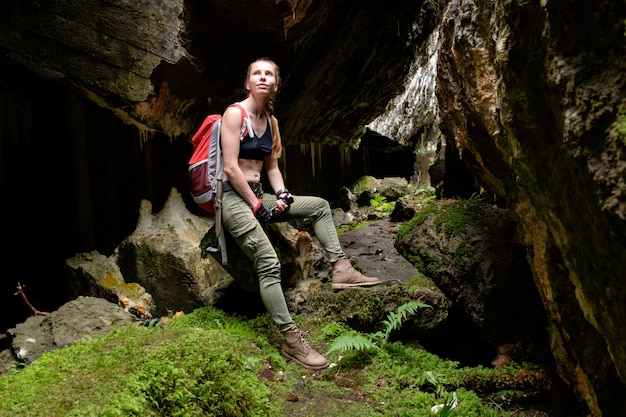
380, 177, 410, 201
5, 296, 135, 367
436, 1, 626, 413
390, 195, 426, 222
351, 176, 382, 207
65, 251, 154, 317
114, 188, 230, 316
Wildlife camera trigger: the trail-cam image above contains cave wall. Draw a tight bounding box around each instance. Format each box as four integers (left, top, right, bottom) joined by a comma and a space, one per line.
436, 0, 626, 414
0, 61, 192, 330
0, 0, 439, 145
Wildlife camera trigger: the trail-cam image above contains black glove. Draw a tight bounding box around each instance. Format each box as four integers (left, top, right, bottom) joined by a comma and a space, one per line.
271, 193, 294, 214
253, 200, 272, 223
275, 188, 290, 199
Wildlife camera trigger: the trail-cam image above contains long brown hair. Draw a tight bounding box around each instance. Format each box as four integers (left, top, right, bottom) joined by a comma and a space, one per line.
245, 58, 282, 158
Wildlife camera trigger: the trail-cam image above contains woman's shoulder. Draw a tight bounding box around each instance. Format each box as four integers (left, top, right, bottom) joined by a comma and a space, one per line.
225, 101, 246, 113
223, 102, 246, 121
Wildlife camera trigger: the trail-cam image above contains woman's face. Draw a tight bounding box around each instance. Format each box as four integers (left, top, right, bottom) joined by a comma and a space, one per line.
246, 60, 279, 95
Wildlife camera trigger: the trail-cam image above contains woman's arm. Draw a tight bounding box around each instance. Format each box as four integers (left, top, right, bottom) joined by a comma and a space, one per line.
265, 156, 290, 213
265, 156, 286, 193
221, 106, 259, 209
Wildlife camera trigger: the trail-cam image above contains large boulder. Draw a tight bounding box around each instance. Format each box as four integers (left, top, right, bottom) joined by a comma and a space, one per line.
114, 188, 230, 316
395, 198, 548, 363
65, 251, 154, 317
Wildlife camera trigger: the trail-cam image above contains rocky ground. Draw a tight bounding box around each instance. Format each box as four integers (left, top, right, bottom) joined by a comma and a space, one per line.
2, 218, 565, 416
338, 218, 418, 284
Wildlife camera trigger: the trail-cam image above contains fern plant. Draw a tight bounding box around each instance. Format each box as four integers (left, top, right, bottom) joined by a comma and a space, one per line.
327, 301, 431, 355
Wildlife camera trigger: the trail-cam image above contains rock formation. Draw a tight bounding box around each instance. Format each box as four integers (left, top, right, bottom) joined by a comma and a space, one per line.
436, 1, 626, 415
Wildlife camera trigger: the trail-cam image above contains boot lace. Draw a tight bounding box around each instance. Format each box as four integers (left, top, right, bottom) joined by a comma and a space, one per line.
294, 330, 312, 354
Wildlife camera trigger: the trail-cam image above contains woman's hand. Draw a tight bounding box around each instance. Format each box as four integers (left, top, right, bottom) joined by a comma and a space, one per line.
271, 192, 294, 214
253, 200, 272, 223
272, 198, 289, 214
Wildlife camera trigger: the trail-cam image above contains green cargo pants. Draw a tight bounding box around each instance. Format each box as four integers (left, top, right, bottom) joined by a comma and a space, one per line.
221, 188, 345, 332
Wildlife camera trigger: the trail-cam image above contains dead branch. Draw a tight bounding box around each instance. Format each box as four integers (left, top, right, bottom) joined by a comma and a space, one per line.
15, 282, 49, 316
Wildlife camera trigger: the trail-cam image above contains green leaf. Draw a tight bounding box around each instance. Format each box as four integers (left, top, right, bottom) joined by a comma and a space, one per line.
327, 334, 380, 354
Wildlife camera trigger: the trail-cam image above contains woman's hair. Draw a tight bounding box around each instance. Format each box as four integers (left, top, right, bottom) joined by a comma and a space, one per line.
246, 58, 282, 158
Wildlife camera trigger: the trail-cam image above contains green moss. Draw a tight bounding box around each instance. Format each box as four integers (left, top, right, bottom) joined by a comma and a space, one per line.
395, 203, 439, 243
336, 290, 386, 324
403, 252, 425, 271
0, 313, 278, 417
0, 305, 548, 417
396, 198, 488, 244
610, 101, 626, 154
401, 273, 437, 290
453, 243, 468, 271
350, 175, 379, 194
427, 261, 441, 275
336, 220, 370, 237
433, 199, 485, 238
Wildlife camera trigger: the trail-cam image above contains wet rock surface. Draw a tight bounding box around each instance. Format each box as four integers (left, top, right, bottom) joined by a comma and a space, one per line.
338, 218, 418, 284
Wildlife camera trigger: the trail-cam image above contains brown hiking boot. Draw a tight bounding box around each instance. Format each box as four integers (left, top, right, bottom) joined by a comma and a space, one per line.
332, 258, 381, 289
282, 328, 329, 370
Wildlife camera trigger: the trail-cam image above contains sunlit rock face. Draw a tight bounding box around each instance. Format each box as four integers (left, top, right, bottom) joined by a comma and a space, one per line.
436, 0, 626, 414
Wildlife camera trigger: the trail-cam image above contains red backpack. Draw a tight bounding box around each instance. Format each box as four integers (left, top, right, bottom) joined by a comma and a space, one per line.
188, 103, 252, 264
188, 103, 252, 214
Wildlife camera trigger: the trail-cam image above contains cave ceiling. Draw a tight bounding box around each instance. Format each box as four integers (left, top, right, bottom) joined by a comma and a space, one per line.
0, 0, 439, 147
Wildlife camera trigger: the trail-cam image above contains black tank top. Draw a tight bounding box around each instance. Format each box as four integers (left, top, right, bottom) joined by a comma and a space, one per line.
239, 118, 272, 160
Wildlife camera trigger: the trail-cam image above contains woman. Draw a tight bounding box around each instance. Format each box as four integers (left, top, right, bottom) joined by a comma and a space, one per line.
220, 58, 380, 370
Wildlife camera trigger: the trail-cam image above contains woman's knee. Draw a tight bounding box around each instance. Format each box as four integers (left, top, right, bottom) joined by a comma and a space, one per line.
294, 195, 331, 216
240, 229, 281, 274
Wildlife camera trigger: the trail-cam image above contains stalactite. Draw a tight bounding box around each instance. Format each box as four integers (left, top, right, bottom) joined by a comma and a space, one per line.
310, 143, 316, 179
138, 128, 154, 151
339, 146, 352, 185
316, 143, 323, 181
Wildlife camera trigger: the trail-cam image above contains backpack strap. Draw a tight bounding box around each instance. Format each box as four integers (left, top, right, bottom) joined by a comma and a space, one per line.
214, 102, 253, 266
228, 103, 254, 140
